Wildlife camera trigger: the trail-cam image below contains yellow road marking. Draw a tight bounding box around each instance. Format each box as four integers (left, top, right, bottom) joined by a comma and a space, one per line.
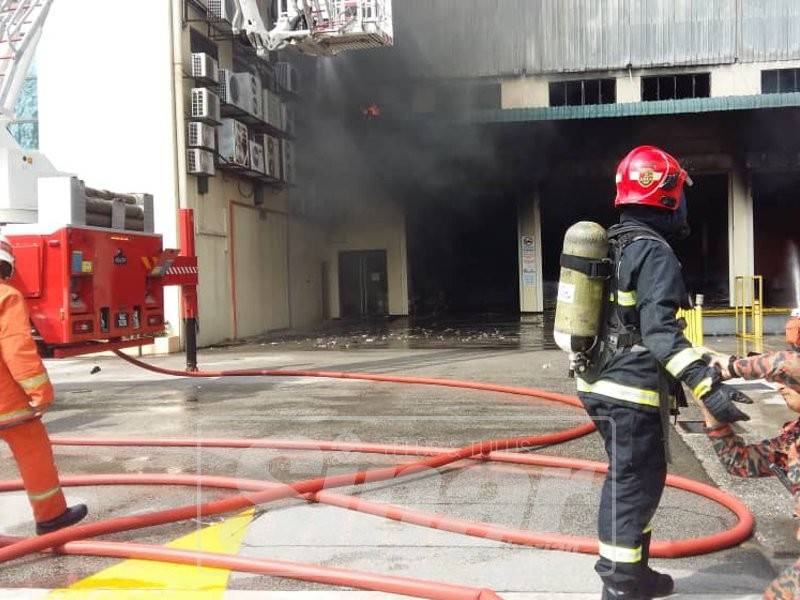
47, 508, 254, 599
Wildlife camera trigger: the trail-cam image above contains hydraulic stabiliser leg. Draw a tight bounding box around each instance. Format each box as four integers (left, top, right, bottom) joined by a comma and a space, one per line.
177, 208, 199, 372
185, 317, 198, 372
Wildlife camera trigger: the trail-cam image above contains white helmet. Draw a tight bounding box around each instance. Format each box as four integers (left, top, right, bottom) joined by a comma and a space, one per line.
0, 236, 15, 278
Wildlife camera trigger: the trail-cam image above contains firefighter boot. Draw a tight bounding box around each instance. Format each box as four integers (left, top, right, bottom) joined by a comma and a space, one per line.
601, 584, 647, 600
36, 504, 88, 535
640, 531, 674, 597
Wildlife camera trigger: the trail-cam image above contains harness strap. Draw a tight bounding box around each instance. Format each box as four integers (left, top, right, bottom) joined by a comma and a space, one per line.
559, 254, 613, 278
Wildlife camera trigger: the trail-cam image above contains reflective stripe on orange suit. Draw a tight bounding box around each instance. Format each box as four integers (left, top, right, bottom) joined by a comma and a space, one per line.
1, 419, 66, 521
0, 283, 66, 522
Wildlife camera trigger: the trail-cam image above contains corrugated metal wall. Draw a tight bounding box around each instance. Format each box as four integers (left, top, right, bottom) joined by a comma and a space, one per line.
390, 0, 799, 79
740, 0, 800, 62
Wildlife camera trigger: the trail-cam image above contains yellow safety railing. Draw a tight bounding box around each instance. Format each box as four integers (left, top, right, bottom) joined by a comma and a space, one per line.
736, 335, 764, 356
678, 301, 704, 347
734, 275, 764, 347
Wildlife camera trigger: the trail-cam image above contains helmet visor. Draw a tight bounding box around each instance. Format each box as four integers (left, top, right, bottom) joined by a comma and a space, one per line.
660, 169, 692, 191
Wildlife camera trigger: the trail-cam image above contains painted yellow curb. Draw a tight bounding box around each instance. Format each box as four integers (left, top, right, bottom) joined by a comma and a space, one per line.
47, 508, 255, 599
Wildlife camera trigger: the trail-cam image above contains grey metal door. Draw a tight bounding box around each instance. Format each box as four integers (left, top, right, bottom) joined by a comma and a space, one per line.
338, 250, 388, 318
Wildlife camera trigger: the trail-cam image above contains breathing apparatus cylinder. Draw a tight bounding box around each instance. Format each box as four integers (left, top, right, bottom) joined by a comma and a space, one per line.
553, 222, 610, 375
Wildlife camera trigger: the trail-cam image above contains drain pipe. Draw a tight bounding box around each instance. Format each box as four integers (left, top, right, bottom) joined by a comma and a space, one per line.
168, 0, 191, 354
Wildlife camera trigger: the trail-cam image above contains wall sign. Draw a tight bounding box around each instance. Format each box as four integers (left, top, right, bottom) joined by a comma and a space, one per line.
521, 235, 536, 286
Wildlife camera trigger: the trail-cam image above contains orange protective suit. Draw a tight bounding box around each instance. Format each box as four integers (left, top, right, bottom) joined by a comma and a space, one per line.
0, 282, 66, 523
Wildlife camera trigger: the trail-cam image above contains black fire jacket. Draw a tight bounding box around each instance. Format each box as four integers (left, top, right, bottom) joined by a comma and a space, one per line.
576, 220, 718, 412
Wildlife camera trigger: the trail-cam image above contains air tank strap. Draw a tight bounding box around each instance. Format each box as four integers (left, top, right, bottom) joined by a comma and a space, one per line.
559, 254, 613, 278
657, 365, 673, 464
606, 331, 642, 350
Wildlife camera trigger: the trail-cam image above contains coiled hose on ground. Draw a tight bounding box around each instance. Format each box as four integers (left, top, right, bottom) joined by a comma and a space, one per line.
0, 350, 754, 600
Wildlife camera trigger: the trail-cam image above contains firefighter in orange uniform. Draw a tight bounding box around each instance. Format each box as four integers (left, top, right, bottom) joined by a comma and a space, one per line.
0, 236, 87, 535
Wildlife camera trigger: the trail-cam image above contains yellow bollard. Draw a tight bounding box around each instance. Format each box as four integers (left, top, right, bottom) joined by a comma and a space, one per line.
678, 303, 704, 347
734, 275, 764, 346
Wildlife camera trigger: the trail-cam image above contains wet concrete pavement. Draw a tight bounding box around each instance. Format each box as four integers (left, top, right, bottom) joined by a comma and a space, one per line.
0, 320, 781, 598
244, 314, 557, 352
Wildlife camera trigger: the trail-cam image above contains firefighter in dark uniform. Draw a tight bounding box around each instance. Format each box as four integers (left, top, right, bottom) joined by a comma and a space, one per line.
578, 145, 752, 599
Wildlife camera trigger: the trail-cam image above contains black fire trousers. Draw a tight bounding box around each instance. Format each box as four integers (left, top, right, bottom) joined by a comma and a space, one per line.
580, 393, 668, 589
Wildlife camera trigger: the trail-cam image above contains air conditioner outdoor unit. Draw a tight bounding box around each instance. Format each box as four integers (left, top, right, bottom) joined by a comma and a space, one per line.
188, 122, 216, 151
218, 69, 241, 108
191, 88, 221, 125
233, 71, 263, 120
275, 62, 299, 94
191, 52, 219, 84
187, 149, 216, 176
265, 90, 283, 130
281, 104, 295, 136
208, 0, 236, 23
262, 90, 274, 127
250, 141, 266, 174
262, 134, 280, 178
218, 119, 250, 168
281, 139, 295, 184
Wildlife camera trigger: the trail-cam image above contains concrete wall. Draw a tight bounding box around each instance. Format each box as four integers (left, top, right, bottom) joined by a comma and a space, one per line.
616, 73, 641, 103
189, 165, 325, 345
177, 19, 291, 344
728, 167, 755, 307
326, 198, 408, 319
230, 203, 290, 339
712, 59, 800, 97
194, 208, 233, 346
704, 313, 789, 336
518, 193, 544, 313
289, 217, 327, 328
501, 77, 549, 110
501, 60, 800, 109
177, 14, 333, 343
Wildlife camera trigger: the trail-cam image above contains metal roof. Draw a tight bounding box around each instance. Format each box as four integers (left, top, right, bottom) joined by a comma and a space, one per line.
450, 93, 800, 124
382, 0, 800, 79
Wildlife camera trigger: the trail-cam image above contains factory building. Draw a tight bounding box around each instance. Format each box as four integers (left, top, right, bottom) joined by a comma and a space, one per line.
27, 1, 800, 347
323, 0, 800, 326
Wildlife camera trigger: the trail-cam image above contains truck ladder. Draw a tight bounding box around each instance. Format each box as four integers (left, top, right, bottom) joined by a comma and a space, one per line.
0, 0, 53, 122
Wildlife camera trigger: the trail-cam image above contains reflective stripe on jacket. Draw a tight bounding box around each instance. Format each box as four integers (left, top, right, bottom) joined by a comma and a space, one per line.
0, 283, 53, 427
583, 219, 716, 410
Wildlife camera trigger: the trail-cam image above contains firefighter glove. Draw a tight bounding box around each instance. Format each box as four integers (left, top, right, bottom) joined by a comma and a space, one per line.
27, 380, 54, 413
702, 383, 751, 423
730, 385, 753, 403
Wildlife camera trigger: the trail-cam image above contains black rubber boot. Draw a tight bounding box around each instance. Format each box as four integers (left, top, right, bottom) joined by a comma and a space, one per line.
639, 570, 674, 598
640, 531, 675, 598
601, 584, 647, 600
36, 504, 88, 535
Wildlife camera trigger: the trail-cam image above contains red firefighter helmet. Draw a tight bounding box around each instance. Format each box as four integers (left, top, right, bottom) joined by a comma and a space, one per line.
614, 145, 692, 211
0, 236, 14, 277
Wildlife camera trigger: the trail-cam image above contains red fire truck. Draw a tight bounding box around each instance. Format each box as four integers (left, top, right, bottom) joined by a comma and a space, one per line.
5, 185, 199, 368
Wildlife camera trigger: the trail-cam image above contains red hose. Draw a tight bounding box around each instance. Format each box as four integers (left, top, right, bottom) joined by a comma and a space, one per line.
112, 350, 584, 408
0, 432, 588, 562
0, 351, 754, 600
0, 534, 500, 600
35, 437, 753, 558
